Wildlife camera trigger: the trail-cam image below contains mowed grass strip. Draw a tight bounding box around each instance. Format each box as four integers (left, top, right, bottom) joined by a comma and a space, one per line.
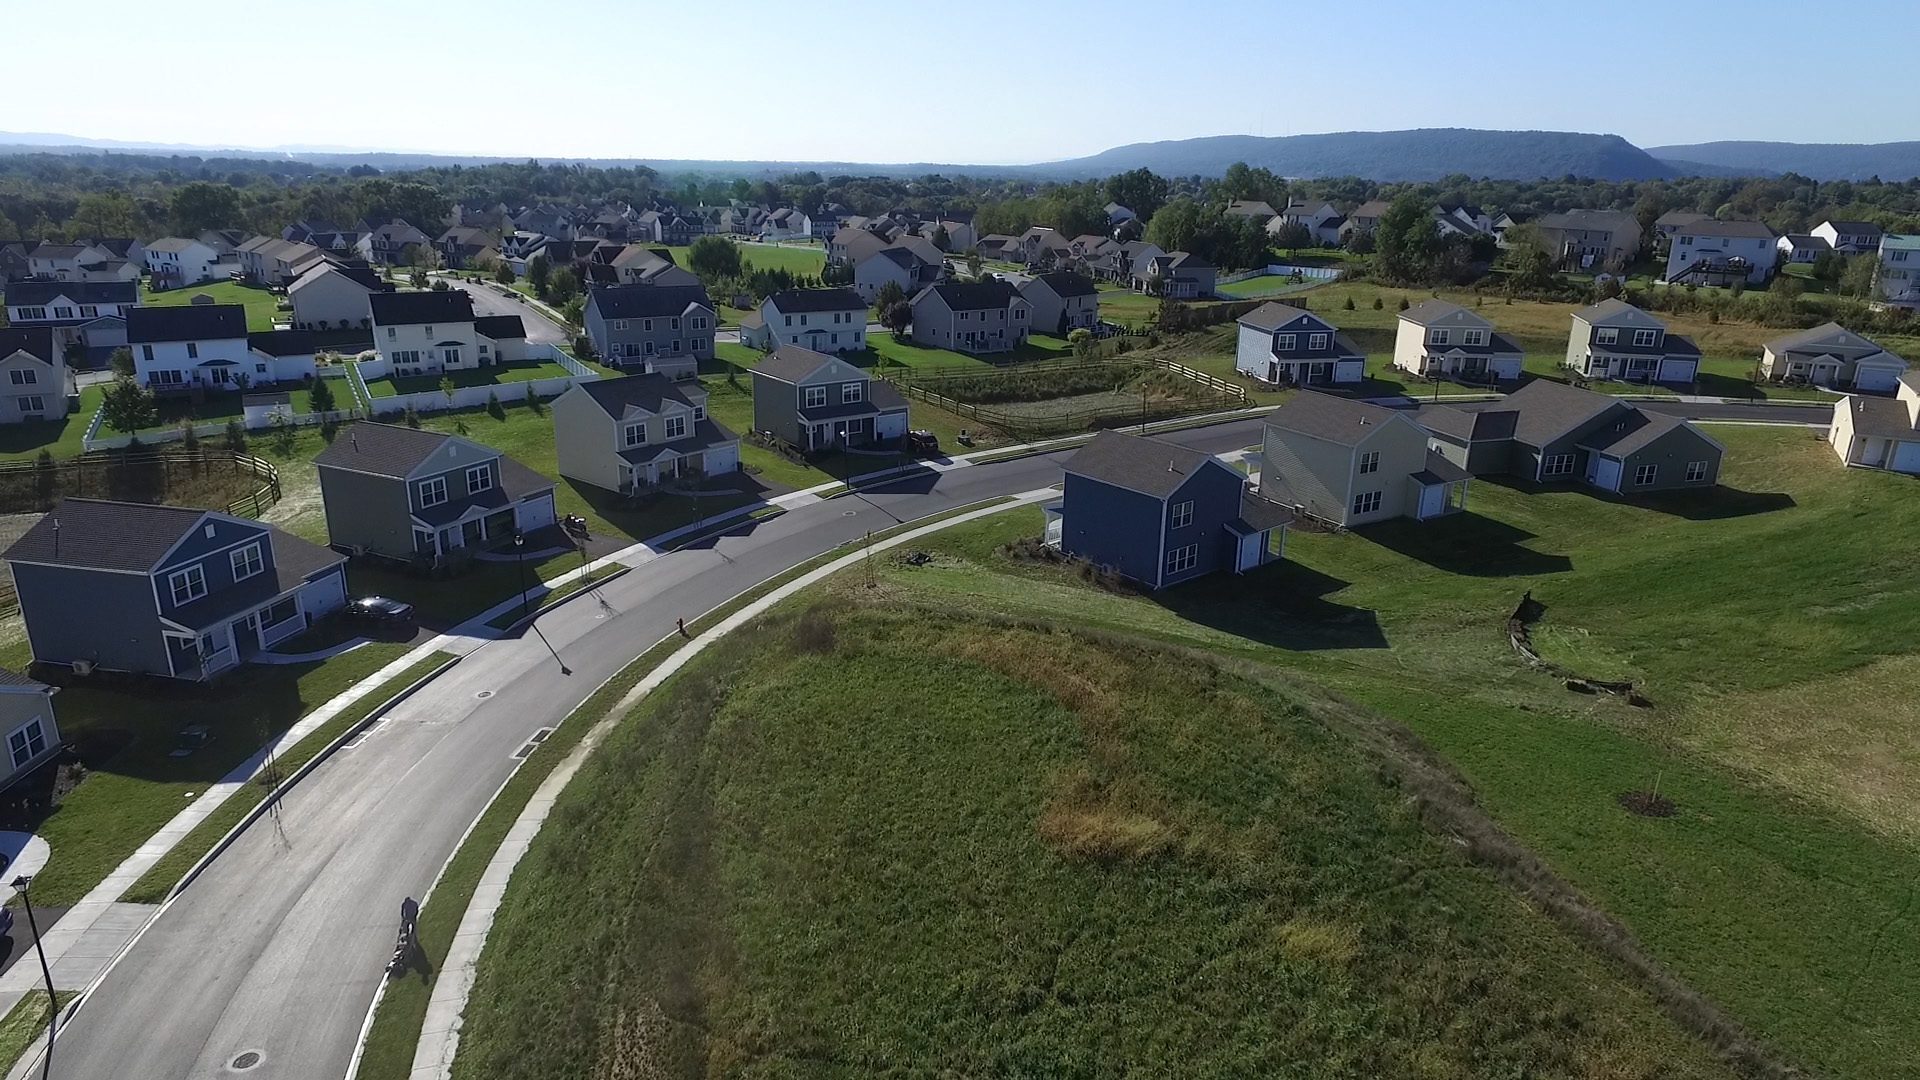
451, 602, 1733, 1079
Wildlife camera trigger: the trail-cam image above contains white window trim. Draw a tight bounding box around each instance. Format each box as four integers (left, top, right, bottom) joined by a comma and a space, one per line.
7, 717, 45, 770
229, 542, 264, 582
1170, 500, 1193, 529
1634, 463, 1659, 486
1165, 544, 1198, 575
1359, 450, 1380, 475
1351, 491, 1382, 516
624, 422, 648, 447
1685, 460, 1709, 483
664, 415, 687, 440
1633, 329, 1658, 347
418, 476, 449, 508
1542, 454, 1576, 477
466, 465, 493, 495
169, 564, 208, 605
842, 382, 863, 403
803, 385, 828, 408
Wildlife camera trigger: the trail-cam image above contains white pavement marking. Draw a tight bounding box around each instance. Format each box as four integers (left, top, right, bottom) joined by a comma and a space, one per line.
408, 488, 1060, 1080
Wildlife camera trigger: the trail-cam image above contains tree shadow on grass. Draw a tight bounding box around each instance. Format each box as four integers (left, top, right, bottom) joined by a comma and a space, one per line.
1476, 474, 1796, 522
1359, 510, 1575, 578
1150, 561, 1387, 651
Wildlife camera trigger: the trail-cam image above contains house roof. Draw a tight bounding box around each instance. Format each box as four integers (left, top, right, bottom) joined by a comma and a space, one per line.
1063, 430, 1231, 500
5, 279, 138, 306
1764, 322, 1874, 355
1024, 271, 1098, 299
1821, 220, 1883, 235
1576, 410, 1691, 458
1572, 297, 1658, 324
1263, 392, 1411, 448
1166, 251, 1212, 270
1779, 233, 1830, 250
916, 280, 1021, 311
292, 263, 386, 293
1842, 394, 1920, 439
127, 304, 247, 343
243, 391, 292, 406
1225, 200, 1278, 218
587, 284, 713, 319
573, 373, 700, 418
369, 290, 475, 326
1411, 448, 1473, 486
1416, 404, 1518, 443
751, 344, 839, 384
1398, 299, 1484, 327
146, 236, 209, 253
1236, 302, 1322, 332
1537, 209, 1638, 234
313, 422, 505, 480
1, 499, 331, 581
0, 327, 57, 364
1230, 493, 1295, 534
1500, 379, 1624, 445
247, 330, 315, 356
1655, 210, 1711, 227
765, 287, 865, 314
1882, 234, 1920, 253
1349, 199, 1392, 219
1675, 218, 1775, 240
474, 315, 525, 340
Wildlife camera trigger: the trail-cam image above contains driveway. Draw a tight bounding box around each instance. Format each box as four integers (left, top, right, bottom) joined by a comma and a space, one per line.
442, 281, 569, 345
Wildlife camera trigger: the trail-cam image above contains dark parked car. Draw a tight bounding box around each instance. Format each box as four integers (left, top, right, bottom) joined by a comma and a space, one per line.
348, 596, 417, 630
904, 430, 940, 456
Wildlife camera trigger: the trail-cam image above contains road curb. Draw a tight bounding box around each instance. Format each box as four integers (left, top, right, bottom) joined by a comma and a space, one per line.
484, 565, 633, 634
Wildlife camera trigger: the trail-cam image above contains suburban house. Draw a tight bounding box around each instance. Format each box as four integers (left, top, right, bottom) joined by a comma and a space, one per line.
0, 669, 58, 793
908, 281, 1031, 355
285, 221, 367, 252
634, 210, 699, 246
1017, 272, 1100, 335
1224, 200, 1278, 225
1653, 210, 1712, 240
0, 328, 74, 423
1534, 210, 1642, 270
1261, 392, 1470, 525
127, 304, 252, 391
312, 423, 557, 563
1663, 219, 1777, 286
26, 242, 138, 283
1090, 241, 1163, 285
551, 374, 741, 494
1276, 201, 1345, 245
1812, 219, 1884, 254
358, 221, 433, 265
1131, 251, 1216, 298
1419, 378, 1723, 493
236, 237, 326, 286
1, 499, 349, 680
1777, 233, 1832, 264
920, 218, 975, 252
740, 287, 867, 353
608, 245, 700, 287
1344, 199, 1391, 237
758, 208, 812, 241
975, 235, 1018, 261
1564, 298, 1701, 384
435, 226, 498, 269
1876, 234, 1920, 309
749, 345, 909, 451
1042, 429, 1292, 589
2, 279, 138, 359
143, 237, 226, 289
851, 245, 940, 303
720, 207, 765, 235
582, 284, 716, 379
1391, 300, 1525, 382
288, 263, 389, 331
1829, 372, 1920, 474
1234, 302, 1366, 386
1760, 323, 1908, 390
1015, 226, 1074, 267
243, 330, 321, 385
371, 290, 479, 374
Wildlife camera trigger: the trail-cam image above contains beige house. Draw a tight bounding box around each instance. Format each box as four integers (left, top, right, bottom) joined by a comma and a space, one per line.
551, 374, 741, 494
1260, 392, 1469, 526
237, 236, 327, 286
1761, 323, 1907, 391
908, 281, 1031, 354
1830, 372, 1920, 475
1535, 210, 1642, 270
0, 328, 74, 424
1392, 300, 1525, 382
288, 264, 387, 331
609, 245, 701, 287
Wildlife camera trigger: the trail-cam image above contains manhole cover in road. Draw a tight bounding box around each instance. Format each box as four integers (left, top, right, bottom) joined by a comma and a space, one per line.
476, 690, 494, 699
231, 1051, 262, 1070
842, 510, 857, 516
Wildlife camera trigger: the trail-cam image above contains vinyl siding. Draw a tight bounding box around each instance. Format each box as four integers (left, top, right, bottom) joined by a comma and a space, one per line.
1057, 474, 1165, 586
12, 563, 170, 674
317, 466, 415, 557
551, 386, 624, 492
1614, 427, 1723, 491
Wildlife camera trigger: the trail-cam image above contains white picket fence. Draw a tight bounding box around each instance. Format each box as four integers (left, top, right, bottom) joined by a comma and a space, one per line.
1215, 263, 1345, 287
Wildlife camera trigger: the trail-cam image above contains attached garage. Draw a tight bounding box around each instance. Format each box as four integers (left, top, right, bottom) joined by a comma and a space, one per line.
1657, 356, 1699, 383
875, 409, 909, 441
1853, 362, 1904, 393
1893, 440, 1920, 475
704, 442, 741, 474
517, 492, 557, 532
1333, 358, 1367, 383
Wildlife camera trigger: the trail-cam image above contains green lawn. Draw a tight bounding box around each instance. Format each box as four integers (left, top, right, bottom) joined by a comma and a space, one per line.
883, 426, 1920, 1079
665, 241, 826, 279
453, 600, 1732, 1079
140, 280, 284, 333
0, 383, 103, 461
368, 361, 573, 398
1215, 274, 1323, 299
0, 637, 409, 908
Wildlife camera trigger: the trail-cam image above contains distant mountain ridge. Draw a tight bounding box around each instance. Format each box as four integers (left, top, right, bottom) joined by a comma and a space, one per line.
1648, 140, 1920, 182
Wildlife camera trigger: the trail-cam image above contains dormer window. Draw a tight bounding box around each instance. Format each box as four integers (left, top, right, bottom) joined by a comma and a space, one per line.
1464, 329, 1487, 346
1309, 333, 1328, 350
665, 415, 687, 440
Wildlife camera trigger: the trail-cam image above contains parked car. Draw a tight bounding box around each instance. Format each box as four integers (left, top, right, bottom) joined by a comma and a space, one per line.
904, 430, 940, 456
348, 596, 417, 631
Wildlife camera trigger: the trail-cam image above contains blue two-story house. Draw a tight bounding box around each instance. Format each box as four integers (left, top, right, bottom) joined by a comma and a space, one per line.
2, 499, 350, 680
1233, 302, 1367, 386
1043, 430, 1293, 589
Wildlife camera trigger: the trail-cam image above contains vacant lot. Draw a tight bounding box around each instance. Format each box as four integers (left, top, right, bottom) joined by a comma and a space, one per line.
887, 426, 1920, 1078
367, 360, 574, 397
456, 602, 1730, 1079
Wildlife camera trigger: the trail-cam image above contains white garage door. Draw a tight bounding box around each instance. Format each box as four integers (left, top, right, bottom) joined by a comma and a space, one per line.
518, 493, 557, 531
1658, 358, 1699, 383
1490, 357, 1523, 381
1854, 366, 1901, 392
1416, 483, 1447, 520
705, 443, 741, 474
1333, 359, 1366, 384
1892, 440, 1920, 475
875, 411, 909, 440
300, 568, 349, 619
1588, 455, 1622, 492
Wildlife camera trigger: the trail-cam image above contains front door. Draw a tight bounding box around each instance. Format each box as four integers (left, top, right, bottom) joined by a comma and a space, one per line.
236, 614, 263, 658
461, 518, 484, 548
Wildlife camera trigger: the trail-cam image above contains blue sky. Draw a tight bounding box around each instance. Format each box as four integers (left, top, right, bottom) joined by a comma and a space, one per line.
12, 0, 1917, 163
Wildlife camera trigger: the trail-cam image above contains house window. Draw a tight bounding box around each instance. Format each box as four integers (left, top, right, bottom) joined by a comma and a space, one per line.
466, 465, 493, 494
1542, 453, 1576, 477
1359, 450, 1380, 475
169, 564, 208, 605
1633, 329, 1658, 347
1464, 329, 1486, 346
52, 306, 73, 321
418, 476, 449, 507
804, 385, 828, 408
612, 320, 628, 331
186, 342, 199, 359
643, 319, 654, 331
142, 345, 155, 362
842, 382, 863, 403
9, 369, 35, 386
15, 307, 46, 320
692, 403, 706, 421
1351, 491, 1382, 516
623, 422, 647, 447
387, 327, 397, 339
18, 396, 43, 413
230, 542, 264, 581
1429, 329, 1450, 346
1633, 463, 1659, 486
442, 347, 461, 366
1275, 333, 1295, 351
1170, 500, 1193, 529
1309, 333, 1327, 350
1595, 328, 1618, 345
1685, 460, 1709, 483
1165, 544, 1198, 575
7, 718, 46, 770
665, 415, 687, 439
692, 317, 707, 330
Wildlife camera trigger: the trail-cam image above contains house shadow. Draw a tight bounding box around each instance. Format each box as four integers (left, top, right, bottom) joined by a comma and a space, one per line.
565, 472, 787, 546
858, 463, 942, 496
1150, 561, 1387, 651
1359, 510, 1574, 578
1611, 485, 1797, 521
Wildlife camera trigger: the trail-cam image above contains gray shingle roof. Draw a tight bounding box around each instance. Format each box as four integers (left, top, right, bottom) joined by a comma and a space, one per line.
1024, 272, 1098, 299
918, 281, 1021, 311
1841, 394, 1920, 439
1235, 302, 1324, 333
247, 330, 315, 356
1399, 299, 1482, 327
0, 327, 56, 364
1263, 392, 1410, 447
3, 499, 211, 572
474, 315, 525, 340
1499, 379, 1624, 446
1063, 430, 1229, 500
127, 304, 248, 343
764, 287, 865, 315
751, 344, 838, 384
618, 419, 740, 464
1675, 218, 1775, 240
4, 279, 138, 306
587, 284, 713, 320
574, 373, 699, 418
369, 290, 475, 326
1577, 410, 1689, 458
1411, 449, 1473, 486
313, 422, 511, 480
1416, 404, 1518, 442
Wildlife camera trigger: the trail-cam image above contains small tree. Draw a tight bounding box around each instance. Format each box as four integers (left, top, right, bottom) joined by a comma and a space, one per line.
548, 267, 579, 304
686, 236, 744, 281
179, 420, 201, 455
880, 299, 912, 337
101, 375, 157, 434
1272, 221, 1312, 255
965, 252, 983, 280
108, 347, 135, 378
269, 412, 296, 455
486, 390, 505, 420
308, 377, 337, 415
494, 261, 516, 285
1372, 296, 1383, 310
440, 376, 457, 411
529, 253, 551, 297
562, 297, 585, 327
1397, 297, 1410, 311
224, 418, 248, 452
1067, 328, 1094, 358
873, 279, 907, 312
1344, 296, 1356, 310
524, 382, 543, 415
404, 404, 422, 428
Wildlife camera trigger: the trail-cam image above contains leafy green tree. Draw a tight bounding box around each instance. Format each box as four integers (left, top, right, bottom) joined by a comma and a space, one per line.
224, 419, 248, 452
930, 224, 951, 252
687, 236, 743, 281
1840, 255, 1878, 299
69, 192, 145, 238
1067, 328, 1094, 358
529, 254, 551, 297
1271, 221, 1312, 255
1374, 195, 1441, 284
1499, 223, 1559, 290
880, 300, 912, 337
1103, 168, 1169, 223
1344, 228, 1377, 255
873, 280, 907, 312
1217, 162, 1286, 208
308, 377, 337, 414
562, 297, 585, 327
494, 262, 516, 285
1144, 197, 1206, 254
549, 267, 579, 303
108, 347, 135, 378
170, 181, 240, 233
440, 376, 456, 409
101, 375, 156, 434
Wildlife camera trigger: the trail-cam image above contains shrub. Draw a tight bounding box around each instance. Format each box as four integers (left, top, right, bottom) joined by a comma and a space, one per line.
486, 391, 505, 420
1372, 296, 1383, 310
404, 404, 421, 429
1344, 296, 1355, 310
1397, 297, 1410, 311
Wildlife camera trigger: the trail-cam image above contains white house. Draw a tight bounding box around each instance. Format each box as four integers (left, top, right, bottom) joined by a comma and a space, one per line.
1663, 219, 1776, 286
1776, 233, 1831, 264
1829, 372, 1920, 474
0, 327, 75, 424
1877, 234, 1920, 310
369, 291, 481, 376
143, 237, 225, 290
741, 287, 867, 353
127, 304, 251, 390
1812, 219, 1884, 254
1393, 300, 1525, 382
245, 330, 320, 385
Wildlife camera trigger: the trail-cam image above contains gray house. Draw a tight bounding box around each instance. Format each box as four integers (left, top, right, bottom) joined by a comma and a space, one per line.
0, 669, 59, 793
1, 499, 349, 680
583, 285, 716, 379
1018, 272, 1101, 335
551, 374, 741, 494
1131, 251, 1216, 298
313, 423, 558, 562
749, 345, 910, 451
1565, 298, 1701, 384
0, 327, 76, 423
908, 281, 1032, 354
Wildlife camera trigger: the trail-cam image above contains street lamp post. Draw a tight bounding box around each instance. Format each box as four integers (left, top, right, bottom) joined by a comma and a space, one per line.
512, 532, 531, 623
12, 875, 55, 1080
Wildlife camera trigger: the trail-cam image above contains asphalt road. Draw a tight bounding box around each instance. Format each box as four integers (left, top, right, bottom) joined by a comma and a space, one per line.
42, 418, 1266, 1080
444, 281, 568, 345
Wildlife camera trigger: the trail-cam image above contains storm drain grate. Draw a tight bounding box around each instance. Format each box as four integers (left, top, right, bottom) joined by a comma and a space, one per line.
476, 689, 495, 700
231, 1050, 262, 1071
511, 727, 556, 759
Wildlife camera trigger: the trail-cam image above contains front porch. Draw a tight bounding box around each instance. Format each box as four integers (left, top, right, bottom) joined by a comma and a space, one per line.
626, 449, 710, 493
803, 415, 879, 451
413, 505, 527, 562
1260, 357, 1350, 386
164, 592, 309, 680
1575, 355, 1664, 383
